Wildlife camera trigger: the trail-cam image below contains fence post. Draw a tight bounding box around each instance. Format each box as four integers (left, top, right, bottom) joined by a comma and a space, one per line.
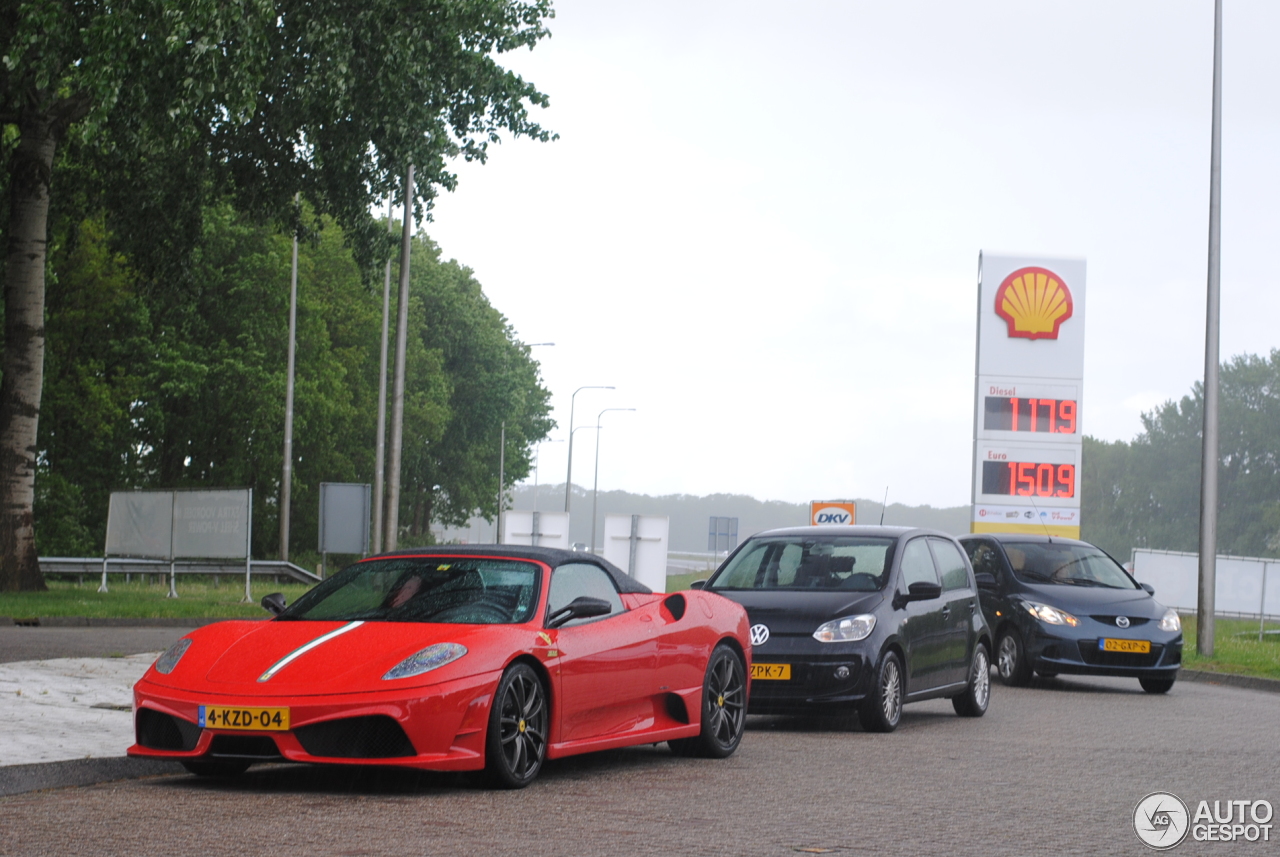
98, 557, 109, 594
1261, 562, 1269, 644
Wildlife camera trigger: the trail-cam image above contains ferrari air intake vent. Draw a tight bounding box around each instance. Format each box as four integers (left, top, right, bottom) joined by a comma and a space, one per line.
295, 715, 416, 759
208, 735, 282, 760
136, 708, 201, 751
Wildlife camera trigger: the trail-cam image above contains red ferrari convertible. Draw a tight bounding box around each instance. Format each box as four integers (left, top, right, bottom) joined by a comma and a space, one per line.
129, 546, 752, 787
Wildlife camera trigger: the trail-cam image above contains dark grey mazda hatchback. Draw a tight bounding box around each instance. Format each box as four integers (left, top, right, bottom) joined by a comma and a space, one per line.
957, 534, 1183, 693
696, 526, 993, 732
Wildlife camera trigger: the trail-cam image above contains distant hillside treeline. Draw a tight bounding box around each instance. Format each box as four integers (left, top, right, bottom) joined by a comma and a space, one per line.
436, 484, 970, 553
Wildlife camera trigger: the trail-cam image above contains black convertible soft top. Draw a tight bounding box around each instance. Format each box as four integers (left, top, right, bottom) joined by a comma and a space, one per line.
371, 544, 652, 595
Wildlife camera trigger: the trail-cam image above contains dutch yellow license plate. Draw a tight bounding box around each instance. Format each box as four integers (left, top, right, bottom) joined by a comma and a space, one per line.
751, 663, 791, 680
1100, 638, 1151, 654
199, 705, 290, 731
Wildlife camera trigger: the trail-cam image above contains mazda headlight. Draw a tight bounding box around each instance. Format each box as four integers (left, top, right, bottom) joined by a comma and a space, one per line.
1159, 608, 1181, 632
813, 615, 876, 643
1018, 600, 1079, 627
382, 643, 467, 680
154, 638, 192, 675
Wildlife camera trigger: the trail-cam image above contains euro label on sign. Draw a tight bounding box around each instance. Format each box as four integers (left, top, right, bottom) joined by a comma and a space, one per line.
810, 502, 856, 527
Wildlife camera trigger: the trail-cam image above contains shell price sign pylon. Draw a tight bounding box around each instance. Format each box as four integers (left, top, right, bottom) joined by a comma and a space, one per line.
972, 254, 1086, 539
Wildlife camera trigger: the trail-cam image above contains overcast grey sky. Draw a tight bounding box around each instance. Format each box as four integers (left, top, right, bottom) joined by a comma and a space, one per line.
426, 0, 1279, 509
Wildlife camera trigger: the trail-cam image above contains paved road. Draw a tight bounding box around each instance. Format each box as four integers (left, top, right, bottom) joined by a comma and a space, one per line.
0, 626, 193, 663
3, 673, 1277, 856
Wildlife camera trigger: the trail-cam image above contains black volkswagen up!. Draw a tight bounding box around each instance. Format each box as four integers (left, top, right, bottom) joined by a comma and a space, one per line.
696, 526, 993, 732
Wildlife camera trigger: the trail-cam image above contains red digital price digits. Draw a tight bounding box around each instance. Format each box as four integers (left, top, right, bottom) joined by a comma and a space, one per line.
981, 461, 1076, 498
983, 397, 1077, 434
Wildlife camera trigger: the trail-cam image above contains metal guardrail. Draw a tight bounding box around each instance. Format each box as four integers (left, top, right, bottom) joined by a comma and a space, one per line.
39, 557, 321, 585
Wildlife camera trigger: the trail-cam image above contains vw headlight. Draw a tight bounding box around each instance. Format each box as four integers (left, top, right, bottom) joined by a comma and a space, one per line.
813, 614, 876, 643
154, 638, 192, 675
1018, 600, 1079, 627
382, 643, 467, 680
1159, 608, 1182, 632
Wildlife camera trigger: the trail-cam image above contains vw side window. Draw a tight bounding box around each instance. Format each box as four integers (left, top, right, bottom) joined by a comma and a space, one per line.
548, 563, 624, 627
929, 538, 971, 591
898, 538, 939, 592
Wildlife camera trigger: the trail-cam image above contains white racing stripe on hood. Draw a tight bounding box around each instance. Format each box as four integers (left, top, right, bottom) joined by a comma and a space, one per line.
257, 621, 364, 683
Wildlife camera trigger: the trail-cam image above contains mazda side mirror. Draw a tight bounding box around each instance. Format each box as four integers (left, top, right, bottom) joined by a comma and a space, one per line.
547, 596, 613, 629
974, 572, 997, 589
261, 592, 287, 616
1140, 582, 1155, 596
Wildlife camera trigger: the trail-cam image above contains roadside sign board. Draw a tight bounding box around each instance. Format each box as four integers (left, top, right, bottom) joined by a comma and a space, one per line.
810, 502, 856, 526
972, 253, 1085, 538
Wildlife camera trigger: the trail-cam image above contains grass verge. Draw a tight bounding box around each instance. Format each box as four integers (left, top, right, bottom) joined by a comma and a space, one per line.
1179, 615, 1280, 681
0, 579, 314, 620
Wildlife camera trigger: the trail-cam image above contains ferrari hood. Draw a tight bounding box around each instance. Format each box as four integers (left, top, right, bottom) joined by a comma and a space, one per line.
148, 619, 515, 696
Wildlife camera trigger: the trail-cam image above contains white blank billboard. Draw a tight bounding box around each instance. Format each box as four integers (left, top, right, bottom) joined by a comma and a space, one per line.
1132, 549, 1279, 617
501, 511, 570, 549
603, 514, 668, 593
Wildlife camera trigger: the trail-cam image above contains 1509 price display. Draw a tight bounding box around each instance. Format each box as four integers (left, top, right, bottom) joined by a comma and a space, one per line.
982, 461, 1076, 498
983, 396, 1077, 434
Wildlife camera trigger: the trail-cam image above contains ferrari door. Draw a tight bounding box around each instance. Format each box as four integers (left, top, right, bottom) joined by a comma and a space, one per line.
547, 563, 657, 743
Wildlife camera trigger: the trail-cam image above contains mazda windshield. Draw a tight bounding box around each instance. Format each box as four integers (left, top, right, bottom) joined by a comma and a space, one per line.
278, 558, 541, 623
1001, 542, 1137, 589
710, 537, 894, 591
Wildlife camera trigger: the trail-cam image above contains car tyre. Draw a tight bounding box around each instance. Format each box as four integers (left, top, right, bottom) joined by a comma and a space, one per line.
996, 629, 1033, 687
180, 760, 250, 777
1139, 676, 1176, 694
857, 650, 903, 733
952, 642, 991, 717
669, 643, 747, 758
484, 662, 548, 789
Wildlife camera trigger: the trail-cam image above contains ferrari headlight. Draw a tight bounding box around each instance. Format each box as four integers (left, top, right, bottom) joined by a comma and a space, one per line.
154, 638, 192, 675
1018, 600, 1079, 627
382, 643, 467, 680
813, 614, 876, 643
1159, 608, 1182, 632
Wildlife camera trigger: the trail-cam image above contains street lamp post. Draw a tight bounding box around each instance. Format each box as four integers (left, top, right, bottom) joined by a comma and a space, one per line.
564, 386, 614, 515
531, 438, 563, 514
590, 407, 635, 553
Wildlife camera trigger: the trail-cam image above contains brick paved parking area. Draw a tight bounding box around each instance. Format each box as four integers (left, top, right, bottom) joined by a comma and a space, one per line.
3, 675, 1277, 857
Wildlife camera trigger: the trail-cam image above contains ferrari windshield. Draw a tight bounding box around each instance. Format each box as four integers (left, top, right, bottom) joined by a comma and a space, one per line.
1001, 542, 1137, 590
279, 557, 541, 624
710, 537, 894, 591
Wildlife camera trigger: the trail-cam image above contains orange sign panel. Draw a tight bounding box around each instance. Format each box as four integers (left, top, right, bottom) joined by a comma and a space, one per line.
994, 267, 1073, 341
810, 502, 856, 526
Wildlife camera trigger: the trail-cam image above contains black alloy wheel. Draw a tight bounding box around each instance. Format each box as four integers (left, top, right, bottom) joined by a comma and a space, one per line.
485, 662, 548, 788
858, 650, 903, 733
1139, 676, 1176, 694
180, 760, 250, 777
996, 629, 1033, 686
669, 643, 747, 758
952, 642, 991, 717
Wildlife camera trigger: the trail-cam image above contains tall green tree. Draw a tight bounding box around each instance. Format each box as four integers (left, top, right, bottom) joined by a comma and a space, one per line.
1, 0, 554, 589
1082, 350, 1280, 561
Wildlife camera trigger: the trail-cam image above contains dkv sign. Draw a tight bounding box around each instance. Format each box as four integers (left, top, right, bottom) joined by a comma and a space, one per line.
810, 501, 856, 526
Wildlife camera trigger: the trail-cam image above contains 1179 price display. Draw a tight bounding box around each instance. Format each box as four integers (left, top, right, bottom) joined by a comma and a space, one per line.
982, 461, 1076, 498
984, 396, 1077, 434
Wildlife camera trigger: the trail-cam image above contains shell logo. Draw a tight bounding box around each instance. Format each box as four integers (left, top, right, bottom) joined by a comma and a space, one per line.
994, 266, 1074, 341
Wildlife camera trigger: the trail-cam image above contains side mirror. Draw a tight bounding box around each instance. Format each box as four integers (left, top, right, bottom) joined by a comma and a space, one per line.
974, 572, 997, 589
906, 581, 943, 602
690, 580, 707, 590
1140, 582, 1155, 595
261, 592, 287, 616
547, 596, 613, 629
